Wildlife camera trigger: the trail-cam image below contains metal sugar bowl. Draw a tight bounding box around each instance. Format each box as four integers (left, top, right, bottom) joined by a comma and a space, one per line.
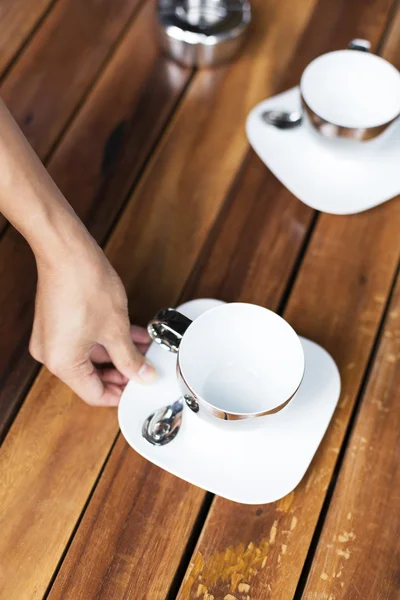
156, 0, 252, 67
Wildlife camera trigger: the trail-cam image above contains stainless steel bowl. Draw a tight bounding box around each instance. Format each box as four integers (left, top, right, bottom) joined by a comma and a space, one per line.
156, 0, 251, 67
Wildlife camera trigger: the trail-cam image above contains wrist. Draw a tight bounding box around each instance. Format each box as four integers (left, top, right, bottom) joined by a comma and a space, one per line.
28, 201, 98, 271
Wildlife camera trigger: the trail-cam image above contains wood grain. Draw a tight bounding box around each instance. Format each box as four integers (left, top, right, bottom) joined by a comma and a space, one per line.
0, 0, 143, 160
300, 273, 400, 599
0, 0, 56, 237
47, 437, 208, 600
0, 0, 318, 597
0, 0, 146, 239
382, 1, 400, 59
181, 154, 313, 306
0, 370, 120, 600
176, 13, 400, 600
0, 1, 191, 437
0, 0, 55, 76
178, 192, 400, 600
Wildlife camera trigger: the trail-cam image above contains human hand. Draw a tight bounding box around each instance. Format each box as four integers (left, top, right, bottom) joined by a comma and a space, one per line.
29, 234, 156, 406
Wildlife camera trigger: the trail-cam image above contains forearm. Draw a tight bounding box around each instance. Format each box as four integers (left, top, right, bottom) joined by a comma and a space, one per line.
0, 98, 91, 262
0, 101, 156, 402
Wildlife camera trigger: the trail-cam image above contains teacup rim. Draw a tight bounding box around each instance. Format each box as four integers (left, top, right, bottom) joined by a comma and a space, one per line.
300, 49, 400, 130
178, 302, 305, 419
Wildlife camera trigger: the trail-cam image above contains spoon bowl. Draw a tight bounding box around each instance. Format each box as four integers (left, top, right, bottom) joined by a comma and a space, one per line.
142, 399, 183, 446
261, 109, 303, 129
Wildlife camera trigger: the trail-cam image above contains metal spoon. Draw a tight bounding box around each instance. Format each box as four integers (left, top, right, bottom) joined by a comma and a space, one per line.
261, 109, 303, 129
142, 398, 183, 446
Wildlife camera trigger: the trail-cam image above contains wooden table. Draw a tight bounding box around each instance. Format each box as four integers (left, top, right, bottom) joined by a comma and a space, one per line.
0, 0, 399, 598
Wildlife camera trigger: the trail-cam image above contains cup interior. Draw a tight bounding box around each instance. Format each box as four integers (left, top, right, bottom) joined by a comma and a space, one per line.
178, 303, 304, 415
300, 50, 400, 129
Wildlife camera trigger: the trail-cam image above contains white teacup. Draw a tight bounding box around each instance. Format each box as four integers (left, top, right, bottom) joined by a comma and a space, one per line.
148, 303, 305, 421
300, 41, 400, 140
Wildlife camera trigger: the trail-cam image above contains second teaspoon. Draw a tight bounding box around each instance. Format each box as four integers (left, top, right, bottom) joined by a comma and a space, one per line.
261, 109, 303, 129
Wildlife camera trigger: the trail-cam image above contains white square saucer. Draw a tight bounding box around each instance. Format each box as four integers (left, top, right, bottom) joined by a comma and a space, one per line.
119, 299, 341, 504
246, 87, 400, 215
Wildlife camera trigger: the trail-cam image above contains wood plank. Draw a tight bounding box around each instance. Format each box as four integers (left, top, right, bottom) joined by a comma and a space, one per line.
176, 15, 400, 600
47, 0, 399, 598
0, 0, 56, 237
181, 155, 313, 306
0, 0, 191, 437
49, 435, 206, 600
0, 0, 55, 76
0, 0, 144, 161
383, 0, 400, 57
300, 272, 400, 599
0, 0, 318, 597
0, 0, 145, 240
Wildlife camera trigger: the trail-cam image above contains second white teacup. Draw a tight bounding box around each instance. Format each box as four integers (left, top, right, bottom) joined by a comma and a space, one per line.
300, 41, 400, 140
148, 302, 305, 422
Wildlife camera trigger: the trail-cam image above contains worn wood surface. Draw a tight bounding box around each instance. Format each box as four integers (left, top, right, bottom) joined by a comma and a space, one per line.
0, 0, 55, 76
301, 273, 400, 599
1, 0, 144, 160
0, 0, 57, 235
0, 0, 399, 598
0, 0, 191, 437
178, 202, 400, 600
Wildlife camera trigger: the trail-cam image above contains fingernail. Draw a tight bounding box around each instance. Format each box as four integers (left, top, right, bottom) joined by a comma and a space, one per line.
138, 360, 157, 383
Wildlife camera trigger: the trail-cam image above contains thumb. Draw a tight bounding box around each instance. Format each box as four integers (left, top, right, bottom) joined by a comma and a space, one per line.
106, 331, 157, 384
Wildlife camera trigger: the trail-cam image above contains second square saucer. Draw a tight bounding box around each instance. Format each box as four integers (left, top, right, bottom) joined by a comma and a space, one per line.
246, 87, 400, 215
119, 299, 341, 504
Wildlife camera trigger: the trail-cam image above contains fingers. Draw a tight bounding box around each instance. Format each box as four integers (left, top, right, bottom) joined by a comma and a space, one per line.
54, 360, 123, 407
98, 367, 129, 386
130, 325, 151, 356
90, 344, 111, 364
130, 325, 151, 345
34, 321, 156, 407
90, 326, 151, 365
106, 329, 157, 384
136, 343, 150, 355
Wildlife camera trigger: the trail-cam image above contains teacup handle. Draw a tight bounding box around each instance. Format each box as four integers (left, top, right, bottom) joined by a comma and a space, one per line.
347, 38, 371, 52
148, 308, 192, 352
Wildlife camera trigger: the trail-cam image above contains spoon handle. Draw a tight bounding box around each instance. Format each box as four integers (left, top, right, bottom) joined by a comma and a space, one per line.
347, 38, 371, 52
